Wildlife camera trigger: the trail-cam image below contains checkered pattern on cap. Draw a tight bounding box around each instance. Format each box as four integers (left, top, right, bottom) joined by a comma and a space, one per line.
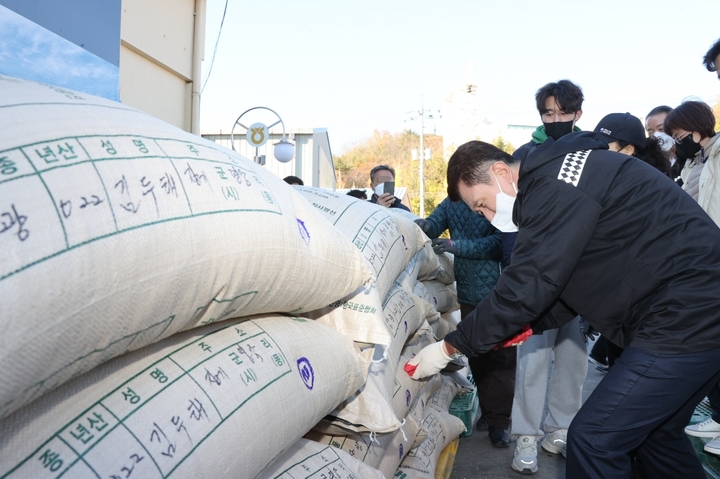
557, 149, 590, 187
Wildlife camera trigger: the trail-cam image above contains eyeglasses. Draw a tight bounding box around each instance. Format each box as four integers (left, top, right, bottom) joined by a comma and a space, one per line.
673, 132, 693, 145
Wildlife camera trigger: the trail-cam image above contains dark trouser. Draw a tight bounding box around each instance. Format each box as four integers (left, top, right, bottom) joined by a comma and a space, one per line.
461, 303, 516, 430
606, 341, 624, 367
590, 335, 624, 367
566, 345, 720, 479
590, 335, 608, 363
708, 381, 720, 423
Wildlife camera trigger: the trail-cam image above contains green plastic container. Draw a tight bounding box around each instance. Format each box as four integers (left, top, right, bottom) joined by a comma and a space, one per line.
449, 386, 479, 438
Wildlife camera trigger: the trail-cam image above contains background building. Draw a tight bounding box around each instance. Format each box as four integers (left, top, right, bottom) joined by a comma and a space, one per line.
203, 129, 337, 189
442, 63, 536, 158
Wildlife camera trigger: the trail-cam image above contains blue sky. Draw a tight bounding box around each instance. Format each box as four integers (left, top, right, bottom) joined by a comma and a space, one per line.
203, 1, 717, 153
0, 5, 119, 100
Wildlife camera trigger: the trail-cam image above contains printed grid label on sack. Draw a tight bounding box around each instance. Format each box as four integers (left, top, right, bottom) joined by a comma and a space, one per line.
557, 149, 591, 187
0, 134, 280, 281
0, 321, 292, 479
262, 439, 384, 479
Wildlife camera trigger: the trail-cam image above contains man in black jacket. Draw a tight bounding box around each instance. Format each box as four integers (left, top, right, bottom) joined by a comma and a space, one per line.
406, 135, 720, 478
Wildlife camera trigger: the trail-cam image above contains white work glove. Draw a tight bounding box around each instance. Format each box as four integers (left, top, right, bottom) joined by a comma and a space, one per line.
404, 340, 455, 379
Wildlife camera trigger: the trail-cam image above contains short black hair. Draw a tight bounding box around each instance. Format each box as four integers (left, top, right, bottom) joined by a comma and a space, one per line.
346, 189, 368, 200
664, 101, 716, 140
645, 105, 672, 120
703, 37, 720, 72
446, 141, 519, 202
283, 175, 304, 185
535, 80, 584, 114
370, 165, 395, 183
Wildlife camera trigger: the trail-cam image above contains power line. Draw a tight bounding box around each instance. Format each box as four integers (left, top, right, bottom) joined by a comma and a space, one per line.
201, 0, 229, 94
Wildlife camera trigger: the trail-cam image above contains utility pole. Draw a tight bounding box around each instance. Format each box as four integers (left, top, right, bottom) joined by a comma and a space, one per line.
409, 99, 439, 217
419, 96, 425, 217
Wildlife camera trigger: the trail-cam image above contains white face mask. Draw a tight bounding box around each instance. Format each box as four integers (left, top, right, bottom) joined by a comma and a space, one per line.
490, 172, 518, 233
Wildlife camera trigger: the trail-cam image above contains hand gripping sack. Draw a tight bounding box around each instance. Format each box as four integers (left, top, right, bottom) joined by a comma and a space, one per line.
0, 75, 371, 419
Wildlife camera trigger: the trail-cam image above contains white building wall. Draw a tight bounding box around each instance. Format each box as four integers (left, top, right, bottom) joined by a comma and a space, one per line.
314, 129, 337, 189
119, 0, 204, 133
442, 85, 480, 160
296, 135, 313, 183
119, 48, 190, 129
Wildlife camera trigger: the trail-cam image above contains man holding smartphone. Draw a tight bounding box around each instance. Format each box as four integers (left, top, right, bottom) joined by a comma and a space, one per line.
368, 164, 410, 211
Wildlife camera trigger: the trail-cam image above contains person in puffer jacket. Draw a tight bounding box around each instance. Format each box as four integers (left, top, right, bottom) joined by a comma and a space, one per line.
415, 197, 509, 447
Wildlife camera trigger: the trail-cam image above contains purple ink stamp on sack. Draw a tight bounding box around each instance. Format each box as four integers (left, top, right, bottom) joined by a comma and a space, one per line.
297, 357, 315, 390
296, 218, 310, 245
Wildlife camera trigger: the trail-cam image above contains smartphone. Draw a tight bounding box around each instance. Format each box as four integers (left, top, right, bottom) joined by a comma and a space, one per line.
374, 181, 395, 197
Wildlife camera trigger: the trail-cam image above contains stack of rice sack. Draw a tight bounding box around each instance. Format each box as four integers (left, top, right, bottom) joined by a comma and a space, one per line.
289, 190, 466, 477
394, 373, 471, 479
389, 209, 460, 338
435, 308, 462, 341
274, 372, 471, 479
0, 75, 467, 479
0, 316, 372, 479
0, 76, 374, 479
301, 371, 471, 479
258, 438, 385, 479
304, 354, 439, 478
390, 208, 455, 290
294, 187, 428, 345
311, 285, 435, 435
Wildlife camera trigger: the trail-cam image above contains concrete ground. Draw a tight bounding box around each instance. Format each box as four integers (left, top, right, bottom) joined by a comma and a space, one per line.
449, 358, 605, 479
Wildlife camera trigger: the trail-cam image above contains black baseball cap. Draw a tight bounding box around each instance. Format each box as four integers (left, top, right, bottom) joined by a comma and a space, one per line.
594, 113, 647, 149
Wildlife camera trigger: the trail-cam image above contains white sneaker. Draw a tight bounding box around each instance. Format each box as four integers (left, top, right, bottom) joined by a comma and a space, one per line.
541, 429, 568, 457
512, 435, 538, 475
705, 436, 720, 455
685, 418, 720, 438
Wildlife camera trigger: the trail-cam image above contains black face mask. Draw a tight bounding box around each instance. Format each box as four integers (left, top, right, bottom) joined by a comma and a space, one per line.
543, 119, 575, 141
675, 134, 703, 160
